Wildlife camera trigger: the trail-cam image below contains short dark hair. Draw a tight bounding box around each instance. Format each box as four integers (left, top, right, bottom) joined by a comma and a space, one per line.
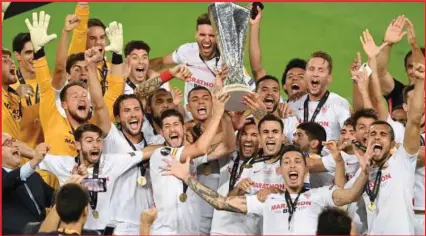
351, 108, 378, 131
187, 86, 211, 100
281, 58, 307, 86
113, 94, 144, 118
73, 124, 103, 142
66, 53, 86, 74
88, 18, 106, 30
196, 13, 211, 29
258, 114, 284, 133
370, 120, 395, 141
124, 40, 151, 58
55, 183, 89, 224
59, 81, 88, 102
297, 122, 327, 153
403, 84, 415, 104
236, 117, 257, 141
12, 32, 31, 53
255, 75, 280, 92
317, 207, 352, 235
309, 50, 333, 74
343, 117, 355, 127
404, 47, 425, 70
160, 109, 184, 128
279, 144, 307, 165
147, 88, 170, 109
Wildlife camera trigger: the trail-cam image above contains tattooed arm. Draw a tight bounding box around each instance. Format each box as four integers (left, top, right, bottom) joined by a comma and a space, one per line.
135, 64, 191, 98
186, 176, 248, 214
135, 77, 164, 98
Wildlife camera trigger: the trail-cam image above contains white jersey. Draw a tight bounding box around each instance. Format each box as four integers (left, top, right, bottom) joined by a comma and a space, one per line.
210, 152, 254, 235
150, 146, 208, 234
37, 151, 145, 230
288, 92, 351, 141
346, 146, 418, 234
414, 133, 425, 211
172, 42, 255, 106
234, 159, 289, 234
321, 151, 367, 234
386, 115, 405, 144
282, 116, 299, 144
195, 160, 221, 235
102, 124, 156, 228
246, 186, 337, 235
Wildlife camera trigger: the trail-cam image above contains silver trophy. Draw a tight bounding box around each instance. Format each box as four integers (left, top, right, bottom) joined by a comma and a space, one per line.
208, 2, 252, 111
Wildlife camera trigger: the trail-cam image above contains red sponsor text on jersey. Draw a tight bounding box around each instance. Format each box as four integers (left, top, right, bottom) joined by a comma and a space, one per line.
252, 182, 285, 190
271, 201, 312, 210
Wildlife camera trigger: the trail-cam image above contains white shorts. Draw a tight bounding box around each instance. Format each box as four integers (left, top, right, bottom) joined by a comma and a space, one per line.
113, 222, 140, 235
414, 213, 425, 235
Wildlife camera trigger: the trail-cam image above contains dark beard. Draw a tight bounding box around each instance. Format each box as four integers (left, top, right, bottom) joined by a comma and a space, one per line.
69, 109, 90, 124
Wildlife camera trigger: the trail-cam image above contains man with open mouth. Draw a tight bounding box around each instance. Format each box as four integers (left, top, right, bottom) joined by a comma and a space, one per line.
210, 117, 260, 235
149, 91, 233, 235
36, 123, 158, 232
343, 62, 424, 234
287, 51, 352, 142
247, 5, 307, 102
243, 76, 299, 144
162, 143, 370, 235
184, 86, 236, 235
149, 12, 255, 121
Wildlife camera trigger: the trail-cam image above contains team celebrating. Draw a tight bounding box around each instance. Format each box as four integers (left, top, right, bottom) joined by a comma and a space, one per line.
2, 2, 425, 235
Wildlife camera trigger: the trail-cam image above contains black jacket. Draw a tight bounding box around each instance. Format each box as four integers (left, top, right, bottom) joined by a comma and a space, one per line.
2, 167, 54, 235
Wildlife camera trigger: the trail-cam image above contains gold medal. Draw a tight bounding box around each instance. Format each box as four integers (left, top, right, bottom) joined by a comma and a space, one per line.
179, 193, 187, 202
244, 164, 253, 169
92, 210, 99, 219
137, 176, 147, 186
368, 202, 376, 211
202, 165, 212, 176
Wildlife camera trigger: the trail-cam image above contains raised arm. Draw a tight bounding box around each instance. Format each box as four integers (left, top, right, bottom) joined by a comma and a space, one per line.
85, 47, 111, 135
68, 2, 89, 55
360, 29, 389, 120
405, 19, 424, 67
181, 92, 229, 161
248, 5, 267, 80
149, 53, 176, 71
351, 52, 372, 110
135, 65, 191, 98
377, 15, 407, 95
332, 147, 370, 206
52, 14, 80, 89
404, 64, 424, 155
164, 156, 248, 213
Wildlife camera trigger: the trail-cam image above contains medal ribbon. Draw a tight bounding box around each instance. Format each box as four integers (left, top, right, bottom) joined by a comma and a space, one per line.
17, 69, 39, 106
284, 187, 307, 231
99, 60, 109, 95
303, 90, 330, 123
198, 53, 220, 77
364, 161, 386, 206
120, 128, 149, 178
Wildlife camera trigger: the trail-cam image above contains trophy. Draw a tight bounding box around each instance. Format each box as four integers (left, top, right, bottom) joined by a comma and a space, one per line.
208, 2, 252, 111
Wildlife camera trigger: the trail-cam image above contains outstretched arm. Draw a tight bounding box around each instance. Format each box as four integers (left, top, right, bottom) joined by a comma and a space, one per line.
404, 64, 424, 155
377, 15, 407, 95
149, 53, 176, 71
248, 5, 266, 80
163, 155, 248, 213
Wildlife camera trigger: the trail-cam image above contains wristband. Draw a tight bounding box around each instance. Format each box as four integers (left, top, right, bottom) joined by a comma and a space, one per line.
160, 70, 174, 83
112, 53, 123, 65
34, 48, 45, 60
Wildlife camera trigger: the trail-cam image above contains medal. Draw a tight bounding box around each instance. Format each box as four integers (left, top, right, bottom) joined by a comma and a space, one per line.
202, 165, 212, 176
137, 176, 147, 186
368, 202, 376, 211
92, 210, 99, 219
244, 163, 253, 169
179, 193, 187, 202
